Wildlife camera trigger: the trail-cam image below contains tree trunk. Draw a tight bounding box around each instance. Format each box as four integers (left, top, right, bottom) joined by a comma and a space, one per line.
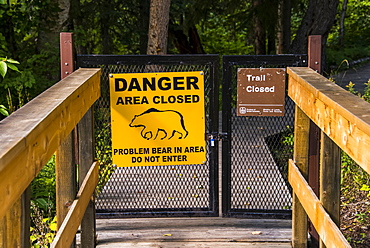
71, 0, 87, 54
139, 0, 150, 54
99, 0, 114, 54
289, 0, 339, 71
147, 0, 171, 55
253, 0, 266, 55
37, 0, 71, 81
276, 0, 291, 54
267, 26, 276, 55
170, 25, 205, 54
37, 0, 70, 53
289, 0, 339, 54
339, 0, 348, 46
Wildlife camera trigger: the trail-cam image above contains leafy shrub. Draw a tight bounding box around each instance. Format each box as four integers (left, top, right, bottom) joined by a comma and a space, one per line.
30, 201, 57, 248
31, 155, 56, 214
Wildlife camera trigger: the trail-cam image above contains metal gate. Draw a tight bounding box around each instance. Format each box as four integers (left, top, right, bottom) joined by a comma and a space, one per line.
77, 54, 307, 218
77, 55, 220, 217
222, 55, 308, 218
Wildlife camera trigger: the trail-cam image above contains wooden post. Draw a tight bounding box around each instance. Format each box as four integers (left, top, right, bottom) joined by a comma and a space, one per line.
60, 32, 74, 77
319, 133, 341, 248
21, 187, 31, 248
0, 186, 30, 248
292, 106, 310, 248
55, 134, 76, 229
56, 32, 76, 248
308, 34, 322, 247
78, 108, 96, 248
308, 35, 322, 74
0, 200, 21, 247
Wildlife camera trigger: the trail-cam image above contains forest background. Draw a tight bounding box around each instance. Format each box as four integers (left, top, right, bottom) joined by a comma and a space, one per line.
1, 0, 369, 114
1, 0, 370, 246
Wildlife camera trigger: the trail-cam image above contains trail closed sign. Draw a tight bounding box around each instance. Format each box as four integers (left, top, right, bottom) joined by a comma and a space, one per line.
237, 68, 286, 116
109, 71, 206, 167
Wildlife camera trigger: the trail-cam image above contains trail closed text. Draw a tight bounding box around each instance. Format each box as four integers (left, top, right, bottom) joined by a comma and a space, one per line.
237, 68, 286, 117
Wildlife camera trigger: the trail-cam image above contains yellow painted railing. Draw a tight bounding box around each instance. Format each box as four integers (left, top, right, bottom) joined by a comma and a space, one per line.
287, 67, 370, 248
0, 68, 101, 247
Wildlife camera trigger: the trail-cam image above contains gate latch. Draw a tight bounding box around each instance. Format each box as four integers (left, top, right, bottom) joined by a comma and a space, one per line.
206, 132, 229, 145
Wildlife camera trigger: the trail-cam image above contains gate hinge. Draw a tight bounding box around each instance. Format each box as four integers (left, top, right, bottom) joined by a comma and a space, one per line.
206, 132, 229, 141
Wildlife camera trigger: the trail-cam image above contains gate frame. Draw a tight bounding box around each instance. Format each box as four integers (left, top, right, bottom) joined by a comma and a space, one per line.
222, 54, 308, 218
77, 54, 220, 218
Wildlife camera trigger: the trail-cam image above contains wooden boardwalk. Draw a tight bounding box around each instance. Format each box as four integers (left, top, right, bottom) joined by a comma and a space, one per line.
94, 217, 292, 247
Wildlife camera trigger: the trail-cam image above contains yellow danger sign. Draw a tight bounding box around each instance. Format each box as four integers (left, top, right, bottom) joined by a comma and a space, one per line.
109, 71, 206, 167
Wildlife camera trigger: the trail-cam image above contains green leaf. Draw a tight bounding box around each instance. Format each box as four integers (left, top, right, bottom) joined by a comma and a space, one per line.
360, 184, 370, 191
49, 222, 57, 231
0, 105, 9, 116
30, 235, 37, 242
6, 62, 20, 73
0, 61, 7, 78
33, 198, 49, 211
6, 58, 20, 64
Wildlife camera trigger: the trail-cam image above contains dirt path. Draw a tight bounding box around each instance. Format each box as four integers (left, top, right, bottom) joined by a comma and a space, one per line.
333, 63, 370, 94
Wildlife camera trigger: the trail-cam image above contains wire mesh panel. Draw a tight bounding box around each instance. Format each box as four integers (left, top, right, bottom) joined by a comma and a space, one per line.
77, 55, 219, 217
222, 55, 308, 218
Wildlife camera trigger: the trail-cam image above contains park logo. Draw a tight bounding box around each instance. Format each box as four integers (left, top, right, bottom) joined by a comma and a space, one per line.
109, 71, 206, 167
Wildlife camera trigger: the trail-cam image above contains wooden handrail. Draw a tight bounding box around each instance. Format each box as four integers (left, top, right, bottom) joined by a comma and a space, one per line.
51, 161, 99, 248
289, 160, 350, 248
287, 67, 370, 247
288, 67, 370, 175
0, 68, 101, 247
0, 68, 100, 219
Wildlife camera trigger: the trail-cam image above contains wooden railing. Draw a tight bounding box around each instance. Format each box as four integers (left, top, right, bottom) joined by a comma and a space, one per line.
0, 68, 101, 247
287, 67, 370, 248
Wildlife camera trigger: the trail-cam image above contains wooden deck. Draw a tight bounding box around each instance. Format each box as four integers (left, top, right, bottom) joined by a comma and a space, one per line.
94, 217, 292, 247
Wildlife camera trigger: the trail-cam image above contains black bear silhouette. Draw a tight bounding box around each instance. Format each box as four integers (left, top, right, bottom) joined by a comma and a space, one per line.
129, 108, 188, 140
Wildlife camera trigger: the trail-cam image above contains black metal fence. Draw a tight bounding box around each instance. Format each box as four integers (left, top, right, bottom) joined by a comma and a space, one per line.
77, 55, 220, 218
77, 54, 308, 219
222, 55, 308, 218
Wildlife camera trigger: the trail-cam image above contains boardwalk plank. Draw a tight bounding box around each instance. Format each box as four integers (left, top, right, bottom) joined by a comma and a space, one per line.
95, 217, 292, 247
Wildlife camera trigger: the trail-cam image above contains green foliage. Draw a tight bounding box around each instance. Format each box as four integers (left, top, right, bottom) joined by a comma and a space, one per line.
72, 0, 145, 54
30, 155, 56, 247
343, 1, 370, 46
340, 152, 370, 200
0, 57, 20, 78
198, 12, 253, 55
0, 57, 21, 116
30, 201, 57, 248
346, 81, 359, 95
265, 125, 294, 195
360, 184, 370, 197
31, 155, 56, 214
327, 0, 370, 67
362, 80, 370, 102
327, 46, 370, 68
0, 1, 60, 114
94, 110, 116, 195
0, 104, 8, 116
332, 75, 370, 246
